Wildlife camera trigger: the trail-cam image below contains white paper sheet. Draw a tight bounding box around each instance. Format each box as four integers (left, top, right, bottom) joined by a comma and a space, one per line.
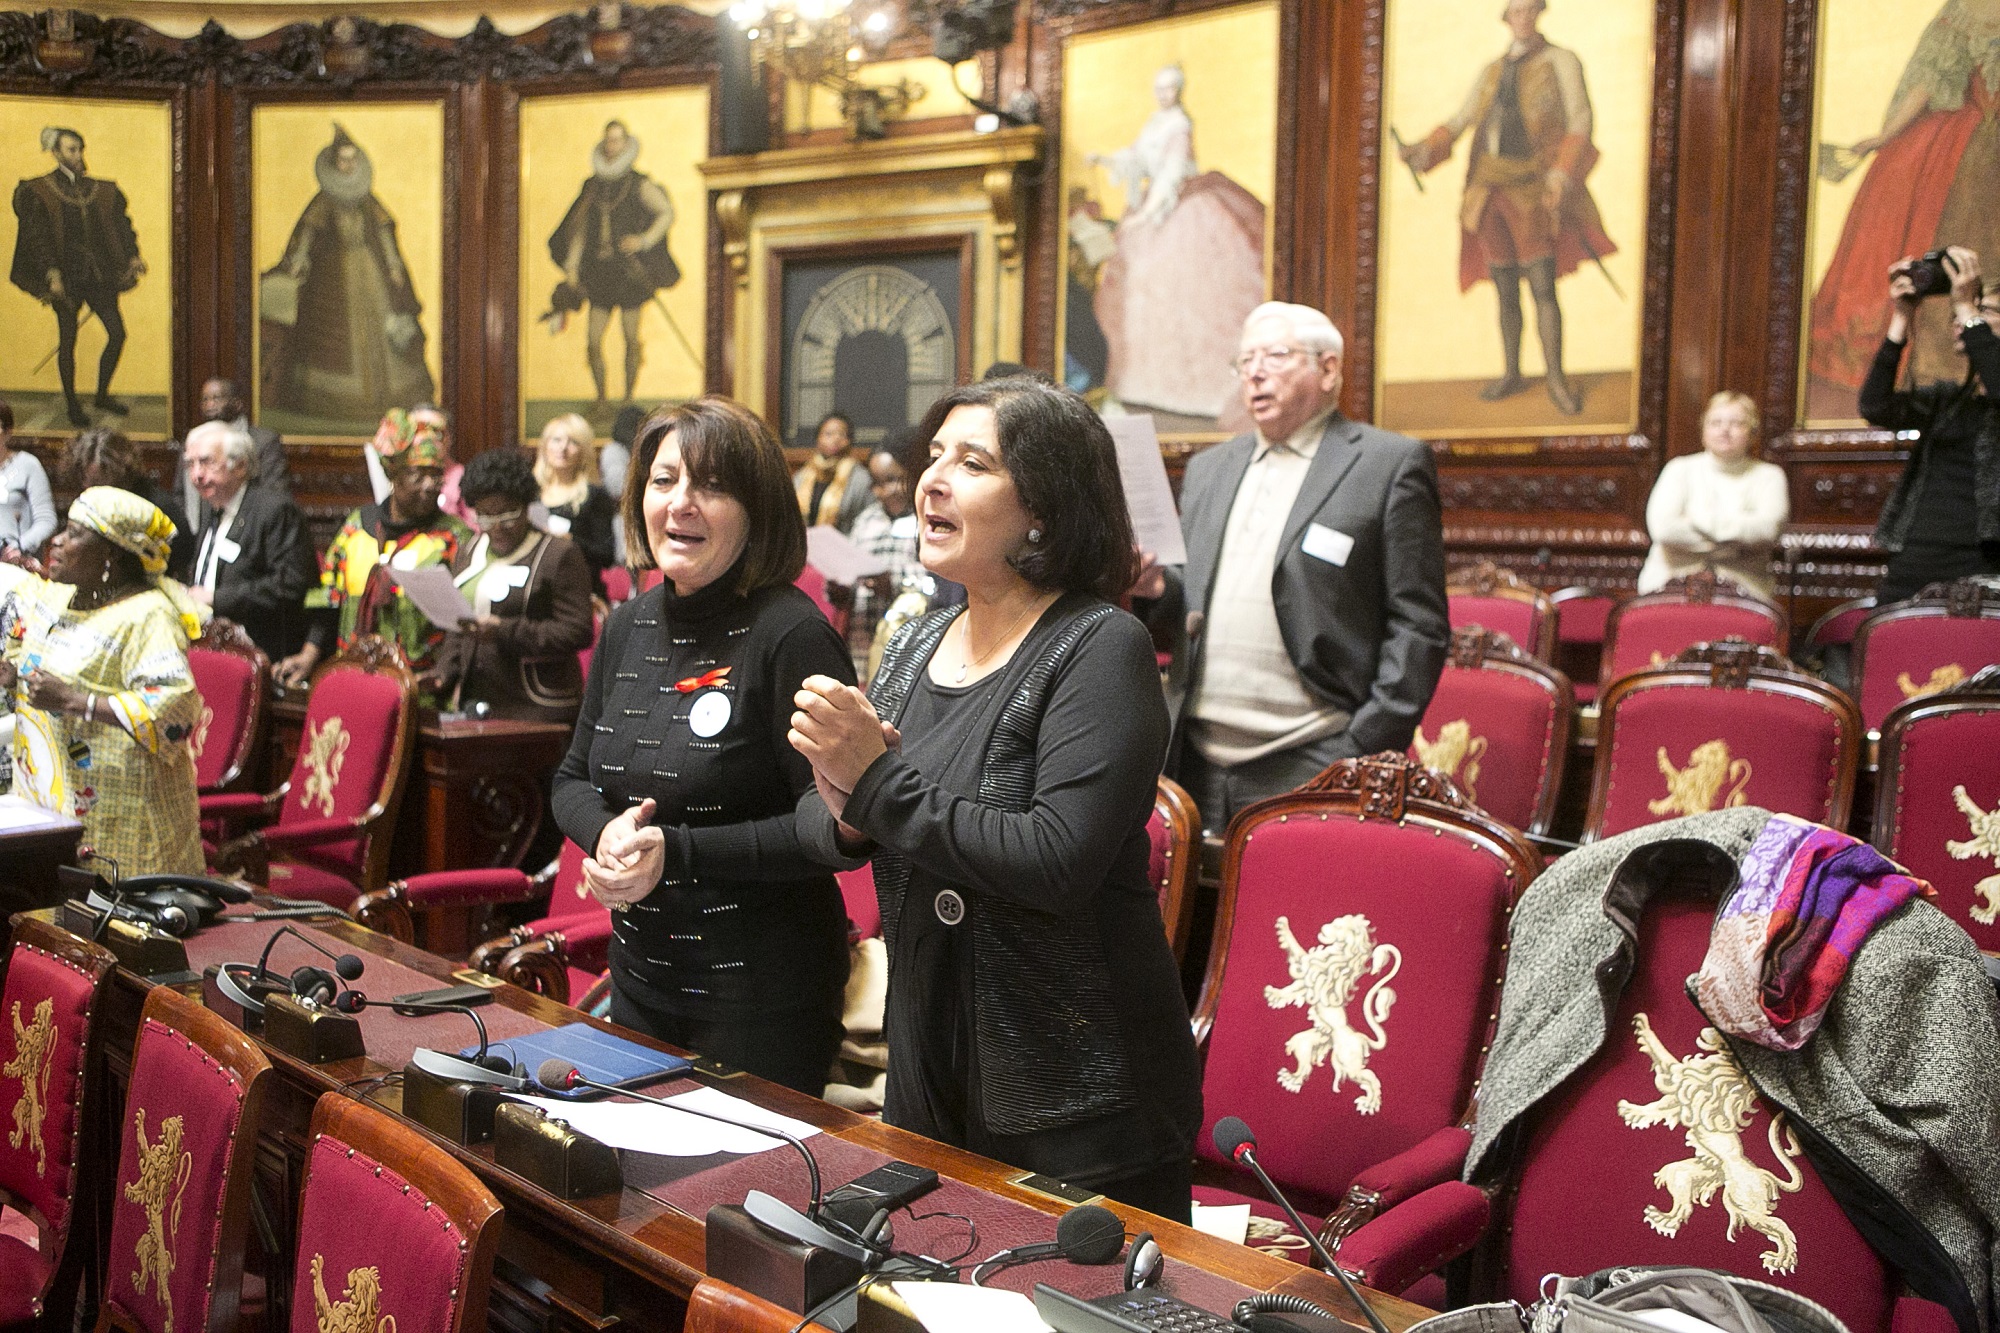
386, 564, 477, 630
0, 794, 75, 832
504, 1086, 821, 1158
1189, 1202, 1252, 1246
1105, 414, 1188, 567
806, 525, 890, 585
892, 1282, 1052, 1333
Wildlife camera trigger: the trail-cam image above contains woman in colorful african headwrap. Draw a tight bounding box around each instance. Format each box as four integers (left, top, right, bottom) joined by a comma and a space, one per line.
0, 487, 206, 876
275, 407, 471, 691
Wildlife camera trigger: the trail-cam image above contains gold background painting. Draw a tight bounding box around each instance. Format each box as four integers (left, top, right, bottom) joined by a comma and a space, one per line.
517, 83, 709, 441
1376, 0, 1654, 438
251, 100, 445, 437
0, 95, 174, 436
1057, 1, 1279, 435
1799, 1, 1956, 426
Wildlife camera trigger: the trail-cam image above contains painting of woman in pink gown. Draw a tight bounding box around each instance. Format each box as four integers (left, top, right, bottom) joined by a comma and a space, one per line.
1807, 0, 2000, 419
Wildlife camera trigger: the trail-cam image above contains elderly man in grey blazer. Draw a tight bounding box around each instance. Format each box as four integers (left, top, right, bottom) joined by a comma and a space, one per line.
1147, 301, 1449, 832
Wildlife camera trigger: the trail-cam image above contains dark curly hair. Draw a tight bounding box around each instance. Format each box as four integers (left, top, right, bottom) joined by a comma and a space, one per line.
907, 377, 1138, 599
458, 447, 539, 509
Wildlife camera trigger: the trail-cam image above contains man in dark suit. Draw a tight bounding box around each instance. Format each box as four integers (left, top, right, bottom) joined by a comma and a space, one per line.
184, 419, 317, 660
180, 378, 291, 525
1147, 301, 1449, 831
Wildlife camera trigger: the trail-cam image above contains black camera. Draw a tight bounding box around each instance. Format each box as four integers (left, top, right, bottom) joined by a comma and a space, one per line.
1903, 249, 1957, 299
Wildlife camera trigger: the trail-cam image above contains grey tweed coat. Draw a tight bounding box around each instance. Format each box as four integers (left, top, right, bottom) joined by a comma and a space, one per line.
1464, 808, 2000, 1333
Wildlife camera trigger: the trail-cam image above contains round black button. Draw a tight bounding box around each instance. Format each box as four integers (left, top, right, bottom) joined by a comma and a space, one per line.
934, 889, 965, 926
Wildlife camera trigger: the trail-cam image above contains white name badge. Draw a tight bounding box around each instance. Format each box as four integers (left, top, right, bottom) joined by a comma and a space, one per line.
1302, 522, 1355, 567
688, 690, 732, 738
477, 568, 516, 605
390, 546, 424, 571
216, 536, 243, 564
546, 514, 573, 536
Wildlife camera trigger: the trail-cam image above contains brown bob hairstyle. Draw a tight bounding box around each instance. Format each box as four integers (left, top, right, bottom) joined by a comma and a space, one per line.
909, 377, 1138, 600
621, 396, 806, 596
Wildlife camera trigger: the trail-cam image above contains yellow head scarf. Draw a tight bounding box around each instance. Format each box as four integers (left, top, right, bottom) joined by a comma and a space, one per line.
67, 486, 208, 639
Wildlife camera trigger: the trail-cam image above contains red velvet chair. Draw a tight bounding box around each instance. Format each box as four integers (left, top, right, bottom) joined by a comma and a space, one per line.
93, 985, 274, 1333
837, 864, 880, 941
1600, 572, 1787, 695
206, 636, 418, 908
1409, 625, 1572, 837
187, 618, 268, 797
1852, 578, 2000, 734
0, 917, 115, 1332
1468, 883, 1922, 1331
1801, 596, 1875, 672
288, 1093, 502, 1333
1447, 560, 1557, 662
1188, 755, 1534, 1293
601, 566, 633, 604
1586, 640, 1861, 841
444, 843, 610, 1007
1151, 776, 1199, 964
1552, 585, 1623, 705
1874, 672, 2000, 952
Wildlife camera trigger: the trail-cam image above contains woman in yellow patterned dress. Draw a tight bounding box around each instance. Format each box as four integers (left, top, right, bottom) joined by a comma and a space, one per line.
0, 487, 205, 876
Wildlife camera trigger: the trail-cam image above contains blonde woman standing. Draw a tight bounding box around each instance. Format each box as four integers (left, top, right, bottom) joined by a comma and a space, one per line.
535, 412, 618, 584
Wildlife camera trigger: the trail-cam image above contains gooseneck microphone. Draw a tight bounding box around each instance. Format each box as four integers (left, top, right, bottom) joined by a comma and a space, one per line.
336, 993, 507, 1064
254, 925, 365, 989
536, 1060, 826, 1221
1212, 1116, 1391, 1333
968, 1203, 1125, 1286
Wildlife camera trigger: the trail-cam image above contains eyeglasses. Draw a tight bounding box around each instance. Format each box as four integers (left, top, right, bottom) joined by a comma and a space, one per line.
472, 508, 526, 529
1230, 346, 1312, 377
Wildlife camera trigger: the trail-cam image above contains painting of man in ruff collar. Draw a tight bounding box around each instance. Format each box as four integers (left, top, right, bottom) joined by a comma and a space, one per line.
259, 121, 435, 436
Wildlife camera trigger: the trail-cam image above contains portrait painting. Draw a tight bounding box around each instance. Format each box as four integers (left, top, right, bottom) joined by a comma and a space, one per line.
517, 83, 710, 443
1800, 0, 1994, 426
0, 95, 173, 437
1057, 1, 1278, 437
252, 101, 445, 439
1376, 0, 1655, 438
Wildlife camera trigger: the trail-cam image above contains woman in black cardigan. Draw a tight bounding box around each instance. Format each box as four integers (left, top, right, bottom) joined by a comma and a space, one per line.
554, 397, 853, 1094
790, 378, 1200, 1219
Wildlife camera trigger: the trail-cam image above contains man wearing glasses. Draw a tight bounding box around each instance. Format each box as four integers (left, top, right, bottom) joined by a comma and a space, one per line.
1146, 301, 1449, 831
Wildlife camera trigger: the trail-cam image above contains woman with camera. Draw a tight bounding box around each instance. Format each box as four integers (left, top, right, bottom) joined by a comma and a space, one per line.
1862, 245, 2000, 602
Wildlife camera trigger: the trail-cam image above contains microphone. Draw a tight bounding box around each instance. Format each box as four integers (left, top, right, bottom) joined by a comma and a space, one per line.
253, 925, 364, 989
343, 994, 527, 1087
968, 1202, 1125, 1286
536, 1060, 826, 1221
1212, 1117, 1390, 1333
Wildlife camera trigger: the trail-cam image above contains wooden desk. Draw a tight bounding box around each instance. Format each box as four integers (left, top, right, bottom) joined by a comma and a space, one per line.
77, 913, 1431, 1333
0, 799, 84, 921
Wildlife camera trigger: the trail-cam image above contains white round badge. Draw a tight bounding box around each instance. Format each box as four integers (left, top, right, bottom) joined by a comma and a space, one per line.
688, 690, 732, 738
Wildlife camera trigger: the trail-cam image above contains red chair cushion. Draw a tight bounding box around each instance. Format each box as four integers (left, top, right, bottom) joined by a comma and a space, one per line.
1557, 595, 1617, 644
1449, 597, 1544, 657
795, 565, 843, 634
1412, 666, 1561, 832
1198, 818, 1514, 1212
0, 942, 99, 1235
0, 1231, 49, 1323
279, 666, 407, 878
1504, 893, 1894, 1330
601, 567, 632, 603
288, 1133, 475, 1333
1858, 617, 2000, 731
102, 1016, 250, 1333
1881, 704, 2000, 951
838, 866, 880, 940
1596, 685, 1847, 839
540, 842, 597, 930
1607, 604, 1782, 681
188, 647, 258, 791
264, 860, 362, 911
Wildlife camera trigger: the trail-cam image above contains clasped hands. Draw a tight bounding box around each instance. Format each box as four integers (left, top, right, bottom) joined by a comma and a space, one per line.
789, 675, 898, 834
584, 796, 667, 910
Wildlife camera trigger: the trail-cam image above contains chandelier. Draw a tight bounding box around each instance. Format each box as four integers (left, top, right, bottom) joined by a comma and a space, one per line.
728, 0, 923, 140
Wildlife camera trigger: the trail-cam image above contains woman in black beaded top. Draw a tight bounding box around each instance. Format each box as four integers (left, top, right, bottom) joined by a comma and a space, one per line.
789, 377, 1200, 1219
552, 396, 854, 1094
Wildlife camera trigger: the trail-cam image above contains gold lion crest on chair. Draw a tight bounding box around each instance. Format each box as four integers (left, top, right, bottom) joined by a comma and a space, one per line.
299, 717, 352, 819
4, 997, 56, 1176
1616, 1013, 1803, 1275
1946, 784, 2000, 925
312, 1254, 396, 1333
1412, 719, 1486, 800
1265, 915, 1401, 1115
124, 1108, 192, 1333
1648, 740, 1752, 818
1899, 663, 1966, 700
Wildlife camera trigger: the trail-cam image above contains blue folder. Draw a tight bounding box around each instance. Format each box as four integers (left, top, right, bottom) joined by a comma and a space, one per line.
463, 1021, 692, 1098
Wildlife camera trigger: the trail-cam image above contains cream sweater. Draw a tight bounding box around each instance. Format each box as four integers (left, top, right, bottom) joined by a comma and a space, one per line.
1638, 451, 1790, 599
